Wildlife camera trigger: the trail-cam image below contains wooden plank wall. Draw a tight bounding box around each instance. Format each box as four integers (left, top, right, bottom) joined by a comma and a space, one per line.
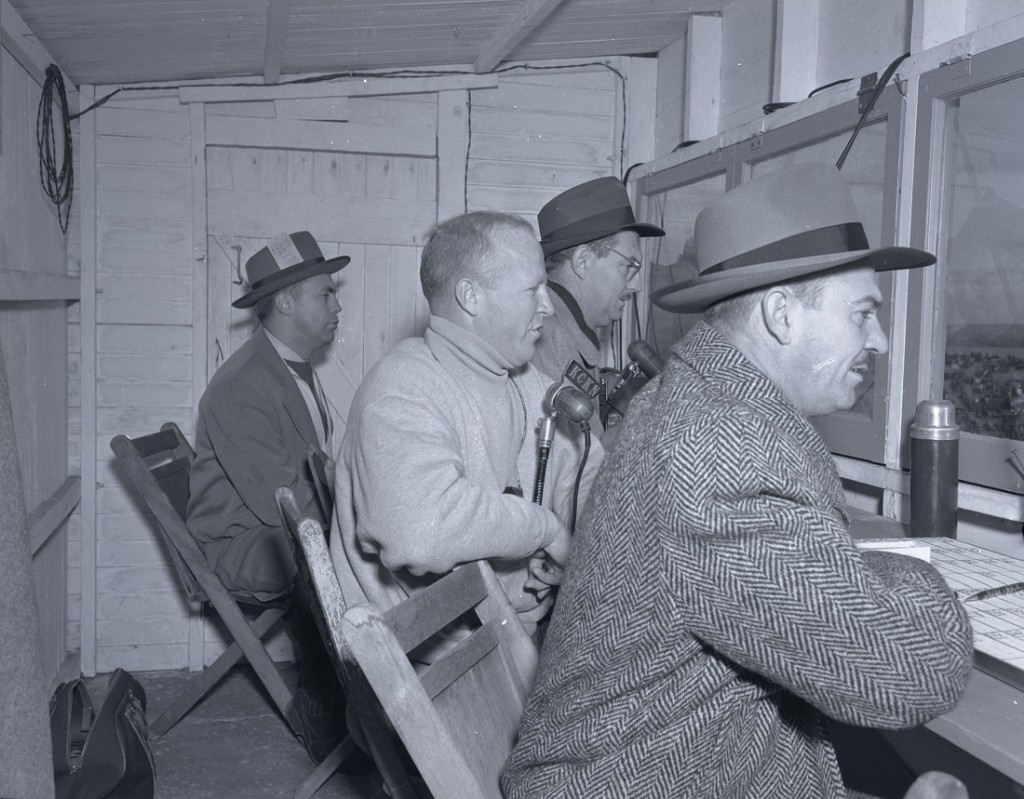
467, 68, 619, 223
719, 0, 775, 133
466, 64, 655, 367
79, 93, 197, 672
204, 92, 438, 433
77, 62, 650, 674
0, 46, 72, 680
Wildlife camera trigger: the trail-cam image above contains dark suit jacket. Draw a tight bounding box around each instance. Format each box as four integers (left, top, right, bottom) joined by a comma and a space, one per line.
187, 328, 326, 592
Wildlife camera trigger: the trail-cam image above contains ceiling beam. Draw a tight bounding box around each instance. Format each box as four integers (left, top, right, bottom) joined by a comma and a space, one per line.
263, 0, 293, 84
474, 0, 567, 73
179, 74, 498, 104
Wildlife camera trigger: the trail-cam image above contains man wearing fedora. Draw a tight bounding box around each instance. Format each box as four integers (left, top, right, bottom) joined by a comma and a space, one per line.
534, 177, 664, 438
503, 164, 973, 798
188, 231, 357, 765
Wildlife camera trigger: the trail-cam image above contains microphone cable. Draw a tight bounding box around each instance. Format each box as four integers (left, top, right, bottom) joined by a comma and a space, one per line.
835, 52, 909, 171
569, 422, 591, 533
37, 64, 74, 234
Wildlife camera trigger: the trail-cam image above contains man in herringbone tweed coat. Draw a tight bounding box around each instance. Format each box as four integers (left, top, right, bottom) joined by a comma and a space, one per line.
502, 164, 974, 798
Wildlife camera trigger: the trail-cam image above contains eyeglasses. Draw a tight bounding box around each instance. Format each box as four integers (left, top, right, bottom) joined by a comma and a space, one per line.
602, 245, 643, 280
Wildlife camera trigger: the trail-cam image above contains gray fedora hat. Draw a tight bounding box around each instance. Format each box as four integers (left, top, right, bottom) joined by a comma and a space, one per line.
538, 177, 664, 258
651, 163, 935, 314
233, 231, 350, 309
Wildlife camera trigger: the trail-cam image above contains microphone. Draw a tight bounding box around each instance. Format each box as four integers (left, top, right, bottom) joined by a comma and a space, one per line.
534, 383, 594, 504
627, 339, 664, 379
544, 382, 594, 425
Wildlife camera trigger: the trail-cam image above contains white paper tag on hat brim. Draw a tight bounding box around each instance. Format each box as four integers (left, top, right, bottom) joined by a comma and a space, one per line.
267, 234, 305, 268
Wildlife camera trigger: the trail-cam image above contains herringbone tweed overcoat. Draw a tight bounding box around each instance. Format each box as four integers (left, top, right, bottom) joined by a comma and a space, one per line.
502, 322, 973, 798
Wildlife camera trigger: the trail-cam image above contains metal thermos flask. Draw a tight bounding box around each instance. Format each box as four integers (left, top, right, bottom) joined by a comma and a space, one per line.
909, 399, 959, 539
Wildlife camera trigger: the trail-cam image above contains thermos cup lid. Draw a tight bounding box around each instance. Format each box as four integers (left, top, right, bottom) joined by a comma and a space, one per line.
910, 399, 959, 441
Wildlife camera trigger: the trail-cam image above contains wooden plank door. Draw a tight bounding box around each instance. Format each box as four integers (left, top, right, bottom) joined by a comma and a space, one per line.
204, 96, 437, 443
198, 101, 437, 662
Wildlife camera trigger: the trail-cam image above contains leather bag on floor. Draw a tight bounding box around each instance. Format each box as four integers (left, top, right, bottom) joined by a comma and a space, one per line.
50, 668, 156, 799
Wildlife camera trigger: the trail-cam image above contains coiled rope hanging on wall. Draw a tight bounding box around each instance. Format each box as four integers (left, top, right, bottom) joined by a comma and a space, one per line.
37, 64, 74, 234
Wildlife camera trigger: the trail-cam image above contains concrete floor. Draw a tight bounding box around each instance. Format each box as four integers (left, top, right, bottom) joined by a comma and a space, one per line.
85, 666, 380, 799
79, 665, 1020, 799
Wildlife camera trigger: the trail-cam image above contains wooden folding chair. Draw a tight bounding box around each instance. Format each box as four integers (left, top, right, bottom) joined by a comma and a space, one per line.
339, 557, 539, 799
109, 423, 294, 738
305, 445, 333, 540
276, 487, 420, 799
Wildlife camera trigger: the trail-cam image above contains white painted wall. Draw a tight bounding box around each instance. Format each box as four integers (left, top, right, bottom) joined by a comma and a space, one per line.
0, 44, 73, 682
967, 0, 1024, 32
655, 35, 686, 158
54, 0, 1024, 673
73, 61, 656, 673
719, 0, 775, 131
816, 0, 910, 88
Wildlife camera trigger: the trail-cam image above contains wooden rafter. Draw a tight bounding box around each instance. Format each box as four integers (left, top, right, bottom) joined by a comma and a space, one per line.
178, 74, 498, 104
473, 0, 567, 74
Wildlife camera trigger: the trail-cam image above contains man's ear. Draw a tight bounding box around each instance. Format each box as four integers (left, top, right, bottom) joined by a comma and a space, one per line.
454, 278, 478, 316
569, 245, 591, 279
761, 287, 795, 345
273, 288, 294, 317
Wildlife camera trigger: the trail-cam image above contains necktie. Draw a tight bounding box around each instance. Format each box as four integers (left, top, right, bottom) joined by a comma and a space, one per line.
285, 359, 329, 435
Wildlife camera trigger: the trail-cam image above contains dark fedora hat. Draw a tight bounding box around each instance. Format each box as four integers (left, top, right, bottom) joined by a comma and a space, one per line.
538, 177, 665, 258
233, 231, 350, 309
652, 163, 936, 314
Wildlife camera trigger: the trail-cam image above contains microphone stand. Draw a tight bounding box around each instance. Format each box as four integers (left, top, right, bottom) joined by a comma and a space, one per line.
533, 415, 557, 504
533, 384, 594, 527
603, 362, 641, 427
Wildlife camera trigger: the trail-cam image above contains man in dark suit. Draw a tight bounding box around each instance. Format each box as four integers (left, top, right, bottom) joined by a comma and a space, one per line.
188, 231, 354, 765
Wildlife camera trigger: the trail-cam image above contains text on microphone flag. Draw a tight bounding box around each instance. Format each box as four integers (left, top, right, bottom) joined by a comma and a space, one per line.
561, 359, 602, 401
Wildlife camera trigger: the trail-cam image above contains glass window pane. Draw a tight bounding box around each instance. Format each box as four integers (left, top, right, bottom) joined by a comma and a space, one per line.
749, 123, 888, 250
641, 172, 728, 358
940, 80, 1024, 444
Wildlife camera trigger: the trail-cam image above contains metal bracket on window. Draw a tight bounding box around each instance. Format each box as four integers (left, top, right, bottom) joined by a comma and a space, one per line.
857, 72, 878, 114
944, 54, 972, 80
940, 39, 973, 80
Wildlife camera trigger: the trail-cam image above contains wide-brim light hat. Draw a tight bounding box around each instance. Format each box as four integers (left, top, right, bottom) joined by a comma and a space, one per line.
233, 231, 350, 309
538, 176, 665, 258
651, 163, 935, 314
